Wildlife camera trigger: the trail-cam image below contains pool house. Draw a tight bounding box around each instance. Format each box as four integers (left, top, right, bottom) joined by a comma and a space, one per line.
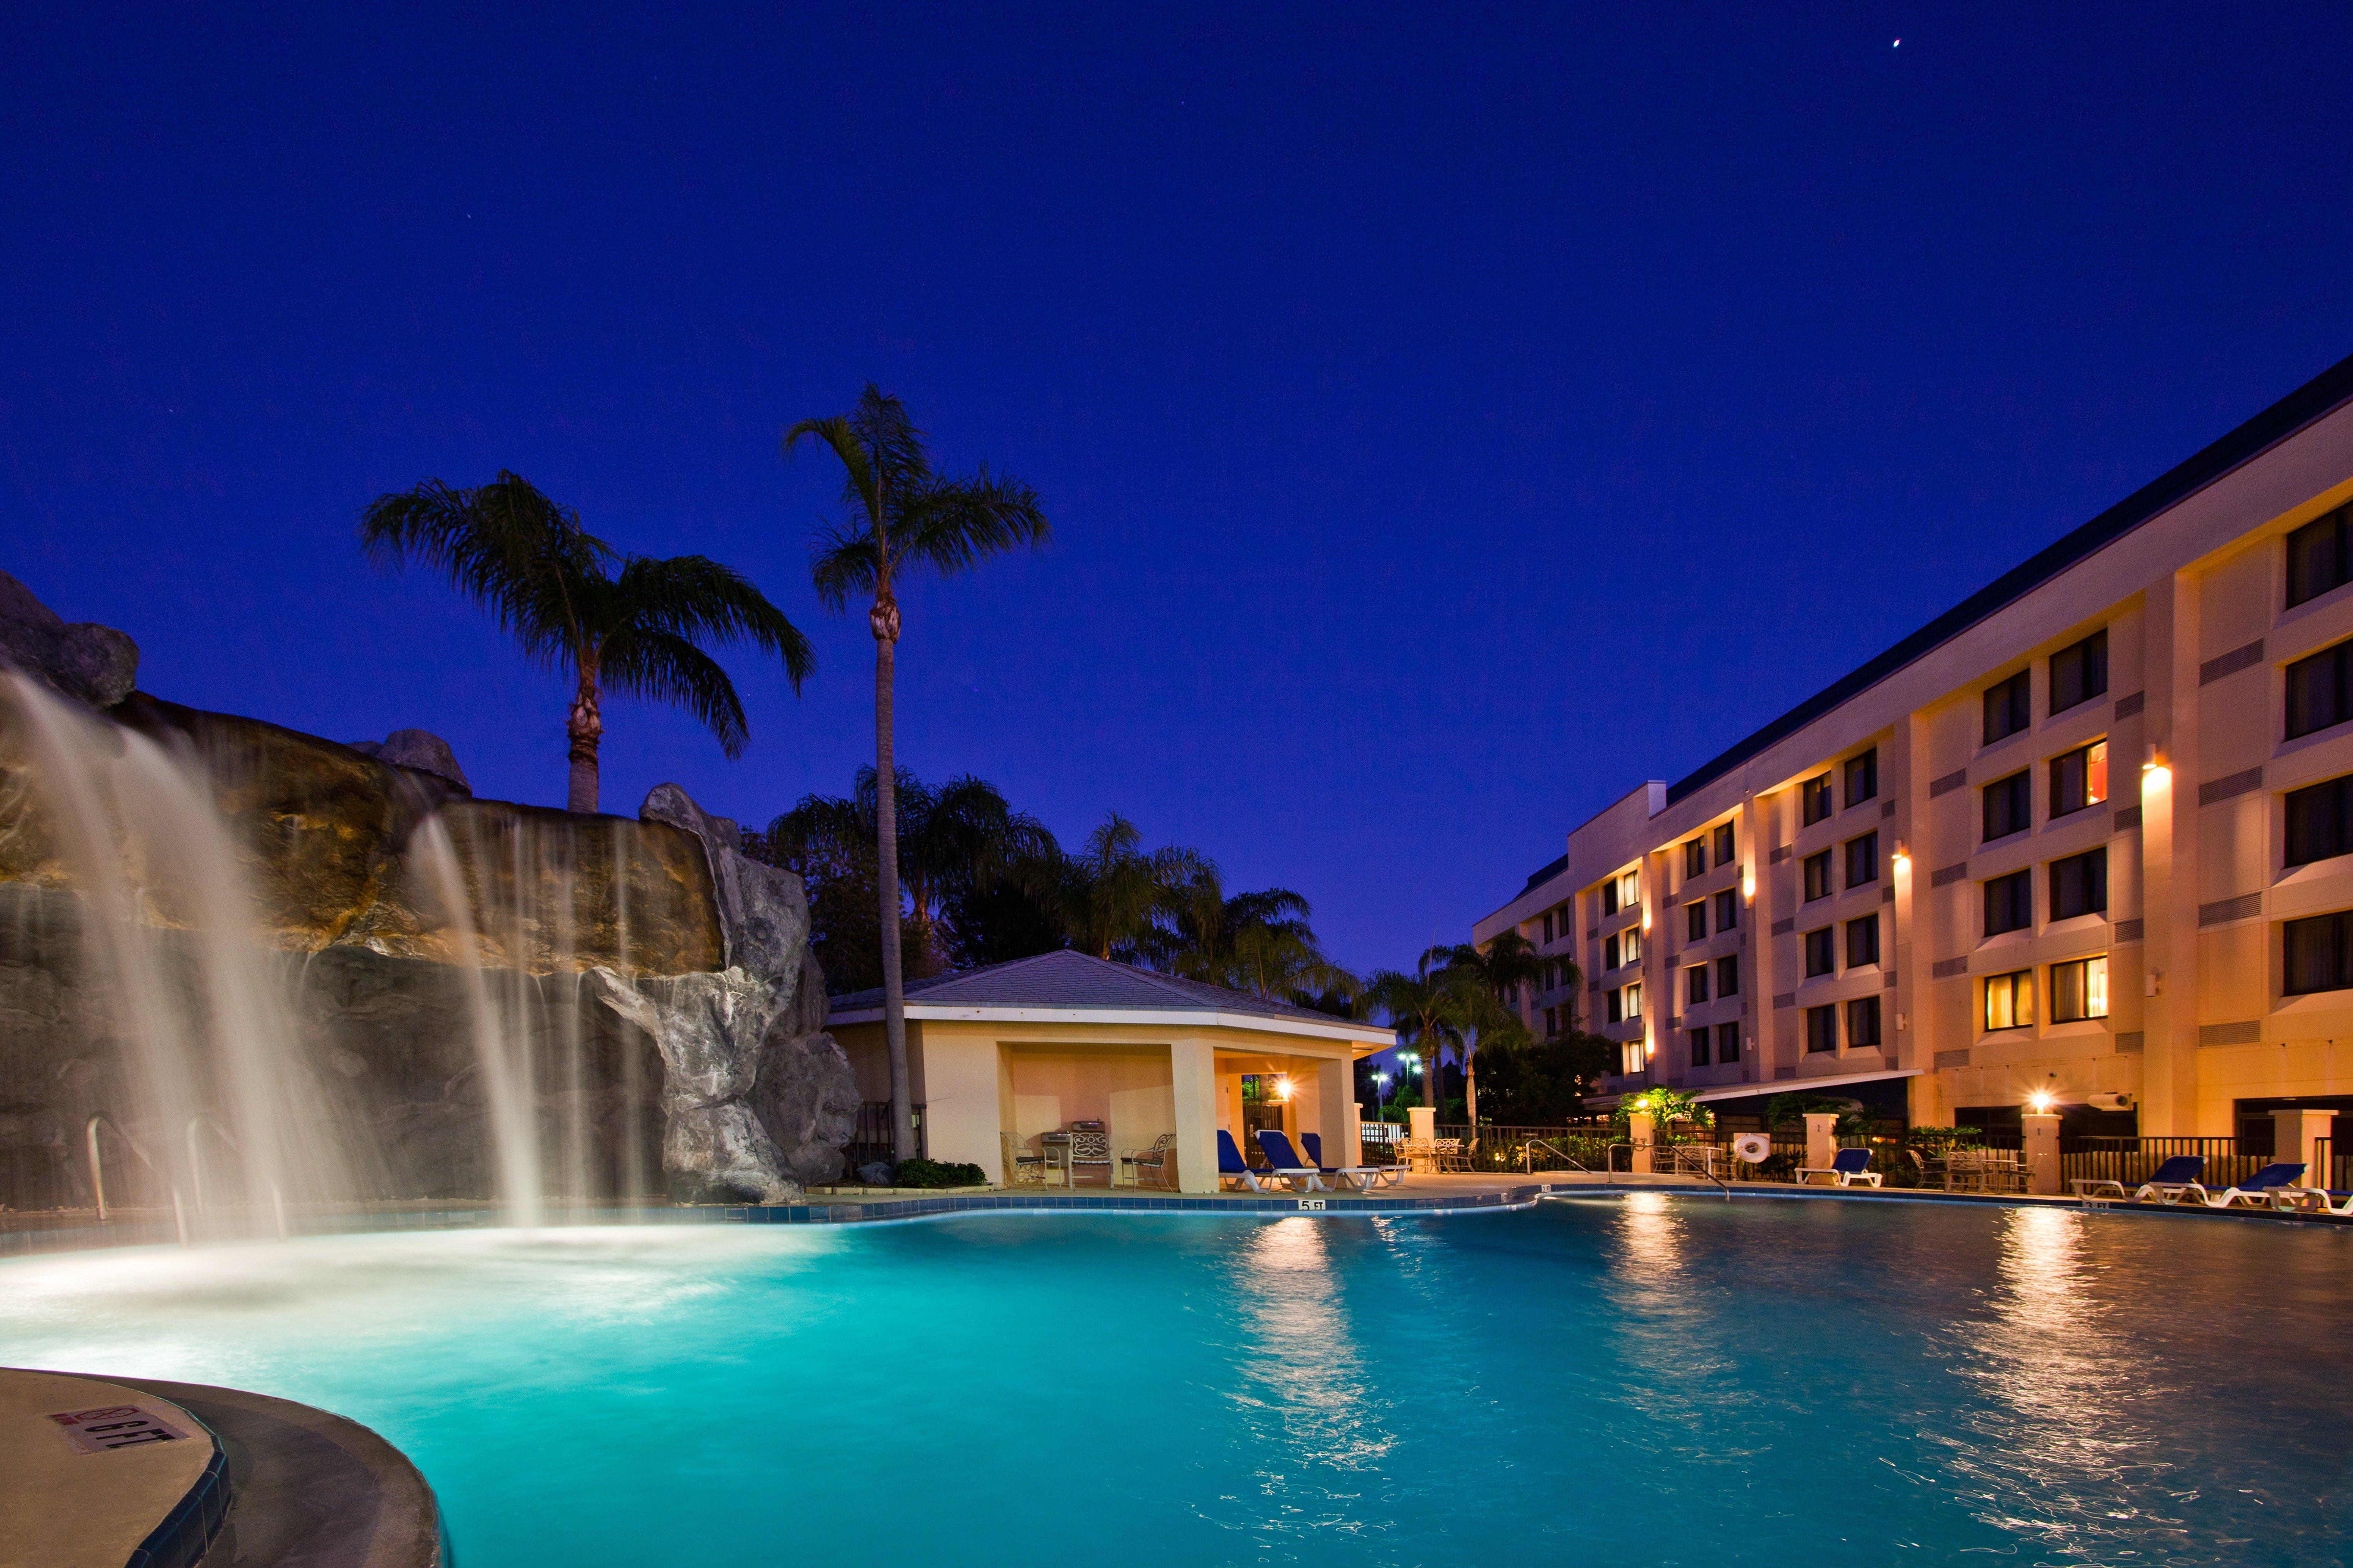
827, 950, 1394, 1191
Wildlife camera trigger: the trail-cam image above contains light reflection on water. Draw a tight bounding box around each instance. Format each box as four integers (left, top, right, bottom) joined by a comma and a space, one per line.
0, 1203, 2344, 1568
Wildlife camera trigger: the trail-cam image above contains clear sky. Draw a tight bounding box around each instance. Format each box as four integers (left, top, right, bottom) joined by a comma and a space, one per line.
7, 5, 2353, 978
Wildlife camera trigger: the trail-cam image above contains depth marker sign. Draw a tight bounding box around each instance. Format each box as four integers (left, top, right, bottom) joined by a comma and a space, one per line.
47, 1404, 192, 1454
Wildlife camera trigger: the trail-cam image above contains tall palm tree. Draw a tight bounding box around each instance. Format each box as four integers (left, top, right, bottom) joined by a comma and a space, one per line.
1360, 947, 1470, 1118
1059, 813, 1205, 964
785, 389, 1049, 1160
1164, 872, 1357, 1005
1435, 933, 1547, 1139
359, 471, 813, 812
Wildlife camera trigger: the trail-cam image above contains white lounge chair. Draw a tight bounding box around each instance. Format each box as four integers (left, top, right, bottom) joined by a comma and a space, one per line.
1250, 1129, 1329, 1192
1797, 1148, 1881, 1187
2197, 1162, 2306, 1208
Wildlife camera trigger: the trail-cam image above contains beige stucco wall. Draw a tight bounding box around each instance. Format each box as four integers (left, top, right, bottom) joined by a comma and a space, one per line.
1475, 396, 2353, 1138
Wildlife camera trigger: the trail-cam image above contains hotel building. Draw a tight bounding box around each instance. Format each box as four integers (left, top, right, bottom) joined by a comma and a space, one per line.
1473, 352, 2353, 1142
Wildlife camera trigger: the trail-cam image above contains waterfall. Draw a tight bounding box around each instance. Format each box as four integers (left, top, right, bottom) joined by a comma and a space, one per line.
0, 671, 355, 1224
407, 815, 548, 1225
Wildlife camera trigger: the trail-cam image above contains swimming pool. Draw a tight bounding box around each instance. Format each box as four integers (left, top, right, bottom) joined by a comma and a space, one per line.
1, 1197, 2345, 1566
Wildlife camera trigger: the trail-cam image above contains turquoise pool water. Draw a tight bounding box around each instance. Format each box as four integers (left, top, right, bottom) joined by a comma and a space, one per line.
1, 1197, 2346, 1566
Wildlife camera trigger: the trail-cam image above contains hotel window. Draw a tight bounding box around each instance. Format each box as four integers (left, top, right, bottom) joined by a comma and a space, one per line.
1543, 1006, 1559, 1035
1803, 926, 1835, 977
1603, 934, 1621, 971
1622, 928, 1643, 965
1684, 838, 1707, 878
1844, 832, 1879, 888
2286, 638, 2353, 740
2048, 630, 2109, 715
1686, 901, 1708, 942
1985, 869, 2033, 936
1620, 870, 1640, 907
1713, 822, 1736, 864
1983, 770, 2032, 841
1984, 969, 2035, 1031
1714, 888, 1739, 931
1689, 1028, 1710, 1067
1844, 748, 1878, 808
1801, 773, 1834, 826
1846, 995, 1882, 1048
2286, 502, 2353, 608
2050, 955, 2109, 1022
2049, 741, 2108, 818
1846, 913, 1879, 968
2284, 910, 2353, 996
1605, 987, 1623, 1024
1716, 953, 1739, 996
1983, 669, 2032, 745
1686, 965, 1710, 1005
1624, 982, 1642, 1018
1621, 1040, 1645, 1075
2285, 773, 2353, 867
1805, 1004, 1838, 1053
2050, 847, 2108, 920
1601, 881, 1618, 917
1715, 1021, 1741, 1062
1803, 850, 1832, 902
1541, 911, 1555, 944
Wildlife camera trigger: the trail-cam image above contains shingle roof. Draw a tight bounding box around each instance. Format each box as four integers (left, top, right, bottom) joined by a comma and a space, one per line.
828, 948, 1367, 1027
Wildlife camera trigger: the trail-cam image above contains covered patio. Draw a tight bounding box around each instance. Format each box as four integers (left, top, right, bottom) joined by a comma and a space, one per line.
827, 951, 1394, 1192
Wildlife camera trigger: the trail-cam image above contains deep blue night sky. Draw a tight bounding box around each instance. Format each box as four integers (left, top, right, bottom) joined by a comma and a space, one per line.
7, 5, 2353, 975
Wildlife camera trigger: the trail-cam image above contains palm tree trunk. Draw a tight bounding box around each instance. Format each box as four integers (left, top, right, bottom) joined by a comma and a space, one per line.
873, 613, 914, 1163
566, 670, 602, 813
1465, 1047, 1479, 1154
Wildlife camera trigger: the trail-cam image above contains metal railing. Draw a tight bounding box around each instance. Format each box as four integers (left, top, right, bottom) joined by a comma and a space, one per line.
2058, 1135, 2273, 1193
2315, 1136, 2346, 1192
186, 1115, 288, 1239
845, 1102, 927, 1171
1520, 1138, 1590, 1174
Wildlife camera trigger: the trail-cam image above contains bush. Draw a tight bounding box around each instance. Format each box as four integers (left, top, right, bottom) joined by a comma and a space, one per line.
886, 1158, 987, 1189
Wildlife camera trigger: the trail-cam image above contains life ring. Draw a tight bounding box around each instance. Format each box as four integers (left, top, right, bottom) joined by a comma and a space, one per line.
1732, 1132, 1772, 1164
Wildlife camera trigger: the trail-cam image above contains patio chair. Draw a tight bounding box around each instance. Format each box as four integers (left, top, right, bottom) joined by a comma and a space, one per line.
1217, 1129, 1287, 1193
1797, 1147, 1881, 1187
1064, 1125, 1114, 1187
1120, 1132, 1177, 1191
2197, 1163, 2306, 1208
1262, 1129, 1373, 1192
1305, 1132, 1404, 1188
1000, 1132, 1048, 1188
1253, 1129, 1331, 1192
1432, 1137, 1472, 1174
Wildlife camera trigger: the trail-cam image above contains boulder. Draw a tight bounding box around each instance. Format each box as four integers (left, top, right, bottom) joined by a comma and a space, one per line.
346, 729, 471, 794
0, 570, 139, 708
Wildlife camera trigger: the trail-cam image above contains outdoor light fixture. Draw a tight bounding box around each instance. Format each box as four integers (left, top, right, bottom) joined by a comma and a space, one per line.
2026, 1091, 2056, 1114
1271, 1074, 1293, 1102
1742, 869, 1757, 901
2142, 743, 2170, 786
1892, 841, 1910, 871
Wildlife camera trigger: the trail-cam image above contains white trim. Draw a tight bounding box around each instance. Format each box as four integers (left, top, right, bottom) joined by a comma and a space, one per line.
825, 1002, 1394, 1049
1586, 1067, 1922, 1111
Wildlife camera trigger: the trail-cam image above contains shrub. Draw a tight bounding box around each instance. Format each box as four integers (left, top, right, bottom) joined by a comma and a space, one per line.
888, 1157, 987, 1189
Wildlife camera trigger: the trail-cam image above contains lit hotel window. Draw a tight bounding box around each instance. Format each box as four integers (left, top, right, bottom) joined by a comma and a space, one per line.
2051, 956, 2108, 1022
2050, 741, 2108, 817
1985, 969, 2035, 1031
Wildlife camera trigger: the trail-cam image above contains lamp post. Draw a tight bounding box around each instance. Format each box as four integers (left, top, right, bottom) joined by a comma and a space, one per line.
1374, 1071, 1391, 1121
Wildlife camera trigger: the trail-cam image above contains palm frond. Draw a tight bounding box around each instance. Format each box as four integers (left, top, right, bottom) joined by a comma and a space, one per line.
609, 554, 815, 690
899, 466, 1051, 579
597, 628, 752, 757
808, 519, 883, 613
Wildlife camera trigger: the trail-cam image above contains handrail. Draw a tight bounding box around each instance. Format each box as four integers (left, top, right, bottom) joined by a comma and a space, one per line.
186, 1115, 288, 1239
85, 1114, 189, 1247
1521, 1138, 1590, 1174
1667, 1145, 1734, 1201
1607, 1141, 1634, 1174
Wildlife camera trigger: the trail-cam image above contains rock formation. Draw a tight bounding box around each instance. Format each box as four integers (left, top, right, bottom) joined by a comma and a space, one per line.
346, 729, 472, 795
0, 569, 139, 708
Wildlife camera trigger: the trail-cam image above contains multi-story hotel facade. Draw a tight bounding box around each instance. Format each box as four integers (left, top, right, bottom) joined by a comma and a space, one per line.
1474, 353, 2353, 1141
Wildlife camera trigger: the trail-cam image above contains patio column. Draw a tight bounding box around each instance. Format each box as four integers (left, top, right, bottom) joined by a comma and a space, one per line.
2273, 1109, 2334, 1186
1171, 1038, 1219, 1194
2023, 1110, 2061, 1195
1803, 1112, 1837, 1177
1629, 1111, 1655, 1174
1315, 1058, 1354, 1166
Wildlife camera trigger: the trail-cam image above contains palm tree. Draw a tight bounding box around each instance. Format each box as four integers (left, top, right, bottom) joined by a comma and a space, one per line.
762, 767, 1057, 981
1435, 933, 1547, 1140
785, 388, 1049, 1160
1164, 873, 1358, 1005
1360, 947, 1470, 1119
359, 471, 813, 812
1059, 813, 1205, 964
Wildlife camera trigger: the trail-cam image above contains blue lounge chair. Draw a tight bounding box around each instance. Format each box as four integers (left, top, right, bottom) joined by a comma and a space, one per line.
2071, 1154, 2207, 1204
1253, 1129, 1331, 1193
1304, 1132, 1403, 1189
1797, 1147, 1880, 1187
1261, 1129, 1373, 1193
2200, 1162, 2306, 1209
1217, 1129, 1285, 1194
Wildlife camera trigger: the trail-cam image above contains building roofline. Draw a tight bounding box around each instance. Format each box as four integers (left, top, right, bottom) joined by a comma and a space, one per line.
1662, 348, 2353, 807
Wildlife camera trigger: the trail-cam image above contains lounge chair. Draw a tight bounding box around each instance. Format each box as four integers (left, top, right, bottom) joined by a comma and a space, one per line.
2198, 1162, 2306, 1208
1251, 1129, 1330, 1193
1263, 1130, 1373, 1193
1305, 1132, 1404, 1188
2071, 1154, 2208, 1204
1796, 1147, 1881, 1187
2271, 1185, 2353, 1216
1217, 1129, 1289, 1194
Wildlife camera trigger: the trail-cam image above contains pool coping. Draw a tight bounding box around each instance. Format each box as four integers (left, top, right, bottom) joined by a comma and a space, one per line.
4, 1177, 2345, 1259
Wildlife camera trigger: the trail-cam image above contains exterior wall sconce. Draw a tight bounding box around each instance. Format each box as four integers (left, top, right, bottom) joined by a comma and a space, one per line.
2142, 742, 2170, 787
1892, 841, 1911, 871
1742, 869, 1757, 901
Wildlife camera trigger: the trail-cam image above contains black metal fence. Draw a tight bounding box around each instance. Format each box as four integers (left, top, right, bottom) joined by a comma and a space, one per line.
844, 1101, 926, 1172
2059, 1135, 2293, 1193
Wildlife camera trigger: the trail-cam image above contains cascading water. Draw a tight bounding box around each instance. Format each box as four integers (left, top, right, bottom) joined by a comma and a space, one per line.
0, 671, 355, 1225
